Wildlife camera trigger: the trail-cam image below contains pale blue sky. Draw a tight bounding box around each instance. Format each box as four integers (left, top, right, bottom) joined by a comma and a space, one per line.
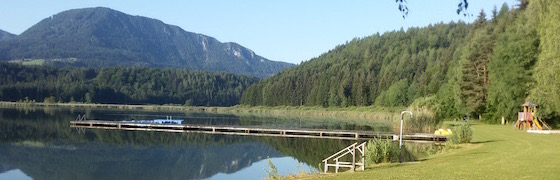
0, 0, 517, 64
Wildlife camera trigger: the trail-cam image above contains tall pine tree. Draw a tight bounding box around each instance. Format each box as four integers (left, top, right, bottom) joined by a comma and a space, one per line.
459, 10, 495, 118
486, 4, 538, 123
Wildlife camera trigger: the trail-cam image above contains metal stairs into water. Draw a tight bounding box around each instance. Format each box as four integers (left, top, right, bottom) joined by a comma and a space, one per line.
322, 141, 366, 173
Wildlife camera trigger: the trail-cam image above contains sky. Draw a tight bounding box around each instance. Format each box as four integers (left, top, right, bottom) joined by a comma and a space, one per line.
0, 0, 518, 64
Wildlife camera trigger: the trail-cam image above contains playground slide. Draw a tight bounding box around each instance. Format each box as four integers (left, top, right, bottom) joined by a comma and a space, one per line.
532, 113, 543, 130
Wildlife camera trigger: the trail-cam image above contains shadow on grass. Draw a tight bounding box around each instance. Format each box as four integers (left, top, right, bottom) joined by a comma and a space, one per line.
465, 151, 488, 155
471, 140, 501, 144
365, 159, 425, 171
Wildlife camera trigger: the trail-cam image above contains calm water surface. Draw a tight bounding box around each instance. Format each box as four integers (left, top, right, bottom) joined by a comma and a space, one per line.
0, 107, 391, 180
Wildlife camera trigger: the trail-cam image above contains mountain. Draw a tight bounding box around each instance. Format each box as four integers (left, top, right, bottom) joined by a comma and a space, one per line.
0, 7, 293, 78
0, 29, 16, 41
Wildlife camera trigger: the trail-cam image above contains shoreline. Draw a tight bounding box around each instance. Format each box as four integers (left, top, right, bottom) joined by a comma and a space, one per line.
0, 101, 402, 122
0, 101, 213, 112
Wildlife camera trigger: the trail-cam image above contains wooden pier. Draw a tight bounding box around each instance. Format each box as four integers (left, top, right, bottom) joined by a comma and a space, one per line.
70, 120, 446, 142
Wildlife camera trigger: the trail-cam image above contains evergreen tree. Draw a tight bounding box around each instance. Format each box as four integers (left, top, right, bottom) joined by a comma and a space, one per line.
486, 4, 538, 123
458, 10, 495, 118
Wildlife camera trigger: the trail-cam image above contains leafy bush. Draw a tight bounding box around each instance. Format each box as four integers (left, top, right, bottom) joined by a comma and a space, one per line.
449, 122, 473, 144
43, 96, 56, 104
365, 138, 398, 164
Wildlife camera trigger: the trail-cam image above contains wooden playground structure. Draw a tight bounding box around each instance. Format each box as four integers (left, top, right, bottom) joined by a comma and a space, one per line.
514, 101, 552, 130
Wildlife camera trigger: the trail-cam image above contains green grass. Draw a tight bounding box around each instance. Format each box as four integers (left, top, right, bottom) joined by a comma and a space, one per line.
308, 123, 560, 179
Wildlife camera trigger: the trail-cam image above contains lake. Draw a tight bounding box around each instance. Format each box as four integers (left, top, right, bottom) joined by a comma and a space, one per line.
0, 106, 393, 180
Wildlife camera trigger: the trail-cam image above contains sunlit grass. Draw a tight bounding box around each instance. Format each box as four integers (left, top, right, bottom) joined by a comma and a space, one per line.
304, 123, 560, 179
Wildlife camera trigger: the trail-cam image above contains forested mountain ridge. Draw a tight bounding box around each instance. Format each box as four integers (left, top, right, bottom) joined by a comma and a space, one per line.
0, 62, 259, 106
242, 21, 470, 107
0, 29, 16, 41
242, 1, 560, 125
0, 7, 293, 78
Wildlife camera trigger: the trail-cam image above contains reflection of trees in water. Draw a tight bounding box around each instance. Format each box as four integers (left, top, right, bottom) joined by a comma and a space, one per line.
258, 137, 356, 169
1, 107, 290, 179
0, 107, 245, 145
1, 107, 258, 146
0, 107, 79, 143
0, 142, 282, 179
0, 107, 396, 178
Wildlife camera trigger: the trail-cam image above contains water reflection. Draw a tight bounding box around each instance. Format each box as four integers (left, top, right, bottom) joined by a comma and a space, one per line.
0, 169, 32, 180
207, 157, 315, 180
0, 140, 282, 179
0, 107, 383, 179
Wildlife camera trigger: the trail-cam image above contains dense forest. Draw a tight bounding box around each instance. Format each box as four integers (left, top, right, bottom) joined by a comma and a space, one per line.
243, 21, 469, 107
242, 1, 560, 124
0, 63, 259, 106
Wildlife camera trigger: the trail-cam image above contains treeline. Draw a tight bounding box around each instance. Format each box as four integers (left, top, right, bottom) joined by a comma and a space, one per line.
0, 63, 259, 106
242, 1, 560, 124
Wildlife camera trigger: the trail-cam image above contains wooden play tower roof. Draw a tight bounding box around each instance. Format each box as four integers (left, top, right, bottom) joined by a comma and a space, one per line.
522, 101, 537, 107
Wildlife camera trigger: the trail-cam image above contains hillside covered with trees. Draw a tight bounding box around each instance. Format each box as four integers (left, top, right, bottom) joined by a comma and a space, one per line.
0, 7, 293, 78
0, 63, 258, 106
242, 1, 560, 124
0, 29, 15, 41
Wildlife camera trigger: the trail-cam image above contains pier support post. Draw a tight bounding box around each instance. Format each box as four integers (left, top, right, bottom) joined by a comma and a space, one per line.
352, 143, 356, 171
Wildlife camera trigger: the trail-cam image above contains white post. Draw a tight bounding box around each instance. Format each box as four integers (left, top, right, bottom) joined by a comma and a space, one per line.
324, 161, 328, 173
399, 118, 404, 148
399, 111, 413, 163
352, 143, 356, 171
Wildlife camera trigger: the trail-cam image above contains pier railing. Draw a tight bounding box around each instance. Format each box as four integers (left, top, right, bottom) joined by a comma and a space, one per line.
70, 120, 447, 142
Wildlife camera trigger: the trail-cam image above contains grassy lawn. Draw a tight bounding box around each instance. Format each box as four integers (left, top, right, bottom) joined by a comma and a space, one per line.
310, 123, 560, 179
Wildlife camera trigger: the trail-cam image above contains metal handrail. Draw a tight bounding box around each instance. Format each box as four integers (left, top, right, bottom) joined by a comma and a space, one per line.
322, 141, 367, 173
333, 141, 366, 161
356, 141, 366, 154
322, 142, 357, 163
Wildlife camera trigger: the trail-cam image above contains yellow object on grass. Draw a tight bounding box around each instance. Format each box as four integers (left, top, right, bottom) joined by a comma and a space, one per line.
435, 128, 453, 135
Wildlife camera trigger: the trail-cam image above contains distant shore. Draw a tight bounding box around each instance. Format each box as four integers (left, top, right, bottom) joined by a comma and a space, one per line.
0, 101, 214, 111
0, 101, 402, 122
